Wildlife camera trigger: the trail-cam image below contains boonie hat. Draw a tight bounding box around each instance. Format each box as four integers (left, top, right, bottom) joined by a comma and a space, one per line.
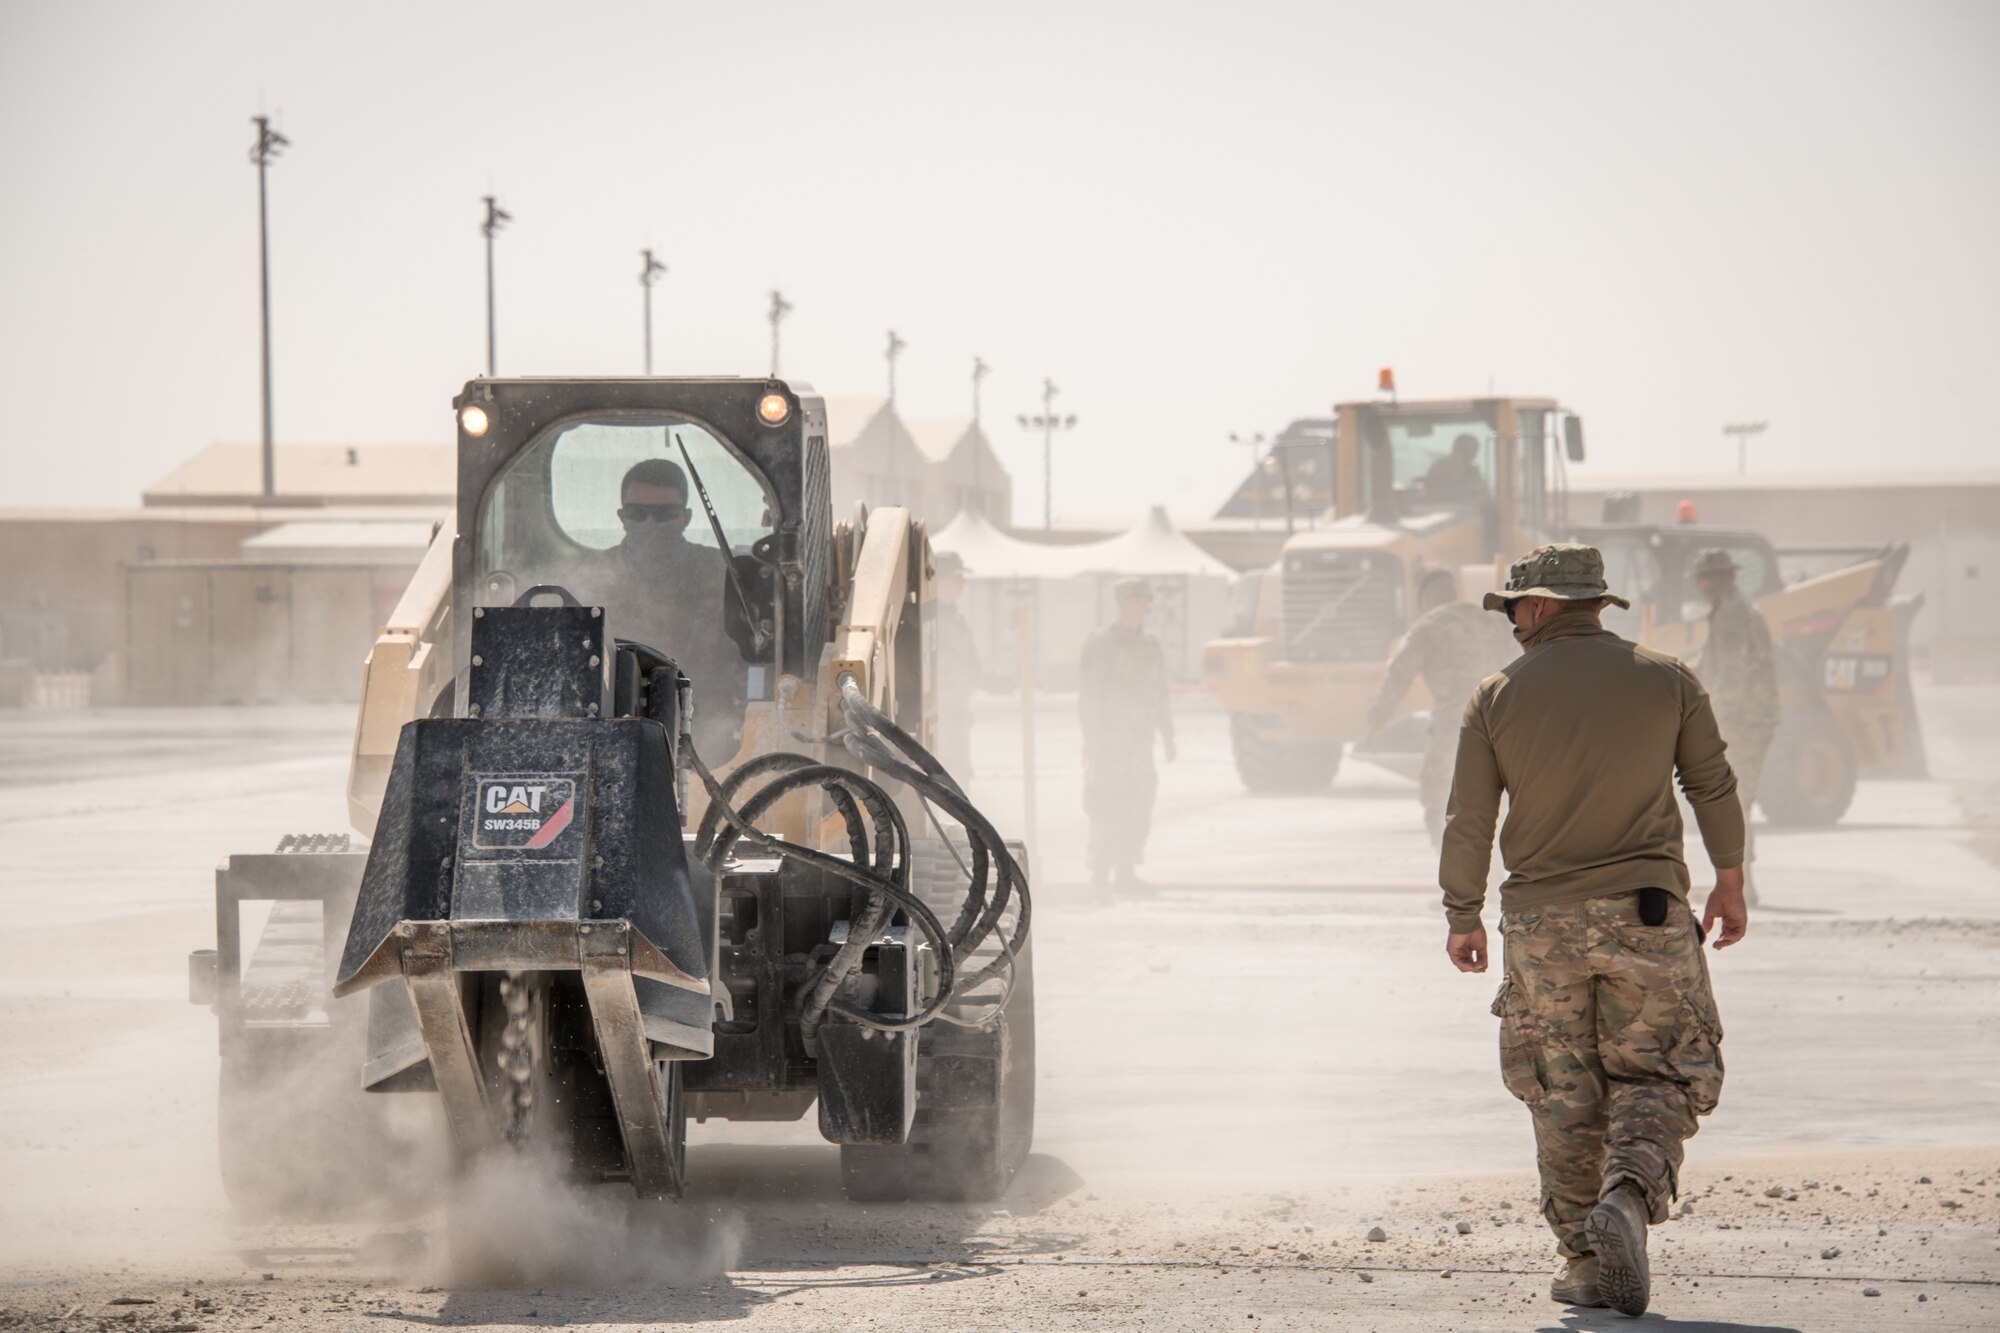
1693, 548, 1738, 578
1113, 575, 1154, 600
1482, 543, 1631, 612
935, 550, 968, 577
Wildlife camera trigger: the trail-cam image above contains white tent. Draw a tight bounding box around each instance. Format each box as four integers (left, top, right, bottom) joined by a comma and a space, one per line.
930, 508, 1084, 579
933, 506, 1236, 685
1071, 505, 1236, 578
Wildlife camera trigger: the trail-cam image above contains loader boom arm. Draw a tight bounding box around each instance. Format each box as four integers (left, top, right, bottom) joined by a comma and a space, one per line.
346, 524, 454, 834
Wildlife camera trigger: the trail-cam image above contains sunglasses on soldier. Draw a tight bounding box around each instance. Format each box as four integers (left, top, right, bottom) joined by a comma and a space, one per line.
621, 502, 688, 522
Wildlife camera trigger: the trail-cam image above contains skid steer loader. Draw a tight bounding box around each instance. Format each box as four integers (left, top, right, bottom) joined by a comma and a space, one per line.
188, 377, 1033, 1210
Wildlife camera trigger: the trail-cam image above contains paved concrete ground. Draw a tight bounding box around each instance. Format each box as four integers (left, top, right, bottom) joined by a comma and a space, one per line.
2, 683, 1997, 1330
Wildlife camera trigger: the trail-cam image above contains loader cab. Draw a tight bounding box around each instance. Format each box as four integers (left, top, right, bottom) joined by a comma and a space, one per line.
1575, 524, 1782, 643
1335, 397, 1575, 558
449, 379, 835, 762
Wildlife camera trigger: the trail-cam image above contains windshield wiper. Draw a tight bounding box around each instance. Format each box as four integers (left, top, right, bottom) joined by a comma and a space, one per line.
674, 430, 771, 655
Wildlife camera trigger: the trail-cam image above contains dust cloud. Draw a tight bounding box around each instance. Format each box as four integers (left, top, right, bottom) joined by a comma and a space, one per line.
438, 1150, 744, 1290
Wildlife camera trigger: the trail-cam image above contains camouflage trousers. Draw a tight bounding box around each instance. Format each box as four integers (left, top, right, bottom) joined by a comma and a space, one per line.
1494, 892, 1726, 1260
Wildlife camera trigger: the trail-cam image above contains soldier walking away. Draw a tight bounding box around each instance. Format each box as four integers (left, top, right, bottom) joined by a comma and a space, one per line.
931, 551, 981, 778
1365, 574, 1517, 846
1440, 544, 1749, 1318
1692, 549, 1779, 907
1079, 577, 1175, 888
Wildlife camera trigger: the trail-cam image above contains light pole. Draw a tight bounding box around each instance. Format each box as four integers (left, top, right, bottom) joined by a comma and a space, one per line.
1016, 378, 1078, 531
481, 196, 511, 376
768, 290, 793, 376
1229, 431, 1267, 530
248, 115, 288, 499
970, 356, 990, 509
883, 330, 909, 498
639, 249, 666, 374
1723, 420, 1768, 475
885, 329, 907, 402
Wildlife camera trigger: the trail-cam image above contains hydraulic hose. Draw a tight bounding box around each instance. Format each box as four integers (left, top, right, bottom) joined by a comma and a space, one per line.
676, 671, 1032, 1044
680, 740, 959, 1040
836, 675, 1031, 988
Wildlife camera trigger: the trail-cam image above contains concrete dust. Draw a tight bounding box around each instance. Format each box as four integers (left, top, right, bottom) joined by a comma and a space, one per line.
439, 1149, 744, 1289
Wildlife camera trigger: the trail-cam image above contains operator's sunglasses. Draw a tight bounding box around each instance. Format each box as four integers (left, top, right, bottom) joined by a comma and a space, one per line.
622, 503, 688, 522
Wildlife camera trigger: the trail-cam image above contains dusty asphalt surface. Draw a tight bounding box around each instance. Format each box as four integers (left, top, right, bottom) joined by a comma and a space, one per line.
3, 682, 1998, 1330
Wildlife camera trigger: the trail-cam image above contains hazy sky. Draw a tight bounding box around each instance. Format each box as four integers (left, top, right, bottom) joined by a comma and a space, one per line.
3, 1, 1996, 522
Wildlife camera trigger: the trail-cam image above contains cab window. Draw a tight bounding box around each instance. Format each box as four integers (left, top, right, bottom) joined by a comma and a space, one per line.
473, 414, 775, 759
475, 416, 772, 602
1358, 409, 1500, 514
1594, 535, 1662, 640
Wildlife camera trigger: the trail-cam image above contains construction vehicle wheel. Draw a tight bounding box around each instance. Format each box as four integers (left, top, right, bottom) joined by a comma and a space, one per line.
1230, 713, 1340, 792
1758, 715, 1858, 827
840, 839, 1035, 1203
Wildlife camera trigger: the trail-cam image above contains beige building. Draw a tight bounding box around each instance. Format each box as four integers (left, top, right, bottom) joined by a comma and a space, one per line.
143, 442, 454, 509
1, 442, 450, 705
826, 397, 1013, 530
906, 416, 1011, 528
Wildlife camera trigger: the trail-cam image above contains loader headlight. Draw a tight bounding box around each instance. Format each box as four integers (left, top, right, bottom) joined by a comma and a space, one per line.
460, 404, 491, 437
757, 393, 790, 426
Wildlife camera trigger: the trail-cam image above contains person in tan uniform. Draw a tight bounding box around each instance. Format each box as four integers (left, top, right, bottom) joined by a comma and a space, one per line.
1693, 549, 1780, 905
1441, 543, 1750, 1317
1079, 577, 1175, 888
584, 458, 745, 759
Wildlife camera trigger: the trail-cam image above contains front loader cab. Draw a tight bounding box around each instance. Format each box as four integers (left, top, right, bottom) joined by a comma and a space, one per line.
1335, 397, 1574, 554
1576, 524, 1782, 644
450, 378, 834, 763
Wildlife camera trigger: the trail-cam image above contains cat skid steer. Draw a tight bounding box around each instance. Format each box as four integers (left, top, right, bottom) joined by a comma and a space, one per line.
189, 377, 1033, 1211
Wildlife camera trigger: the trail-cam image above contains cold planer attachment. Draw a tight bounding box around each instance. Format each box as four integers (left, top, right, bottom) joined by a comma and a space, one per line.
333, 599, 712, 1197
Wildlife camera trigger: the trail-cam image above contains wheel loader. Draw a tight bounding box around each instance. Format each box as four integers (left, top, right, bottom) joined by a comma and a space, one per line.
187, 376, 1033, 1212
1203, 384, 1923, 825
1202, 391, 1588, 791
1575, 520, 1925, 826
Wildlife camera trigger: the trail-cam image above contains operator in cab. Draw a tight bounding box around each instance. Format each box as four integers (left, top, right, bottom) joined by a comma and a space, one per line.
1421, 434, 1489, 505
586, 458, 748, 760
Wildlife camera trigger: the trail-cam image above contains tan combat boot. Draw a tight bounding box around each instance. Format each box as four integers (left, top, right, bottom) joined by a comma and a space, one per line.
1586, 1183, 1652, 1316
1550, 1256, 1603, 1307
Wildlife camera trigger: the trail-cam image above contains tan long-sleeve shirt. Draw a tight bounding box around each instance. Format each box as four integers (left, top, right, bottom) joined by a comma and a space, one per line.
1439, 608, 1745, 933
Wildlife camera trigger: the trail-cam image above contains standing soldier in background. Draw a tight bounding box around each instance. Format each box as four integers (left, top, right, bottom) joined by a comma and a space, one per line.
1692, 549, 1780, 906
1442, 544, 1748, 1318
1366, 575, 1518, 845
1079, 577, 1175, 888
931, 551, 981, 777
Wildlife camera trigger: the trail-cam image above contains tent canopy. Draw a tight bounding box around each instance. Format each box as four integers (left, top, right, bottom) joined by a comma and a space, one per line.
932, 505, 1236, 581
1071, 506, 1237, 578
930, 508, 1079, 578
